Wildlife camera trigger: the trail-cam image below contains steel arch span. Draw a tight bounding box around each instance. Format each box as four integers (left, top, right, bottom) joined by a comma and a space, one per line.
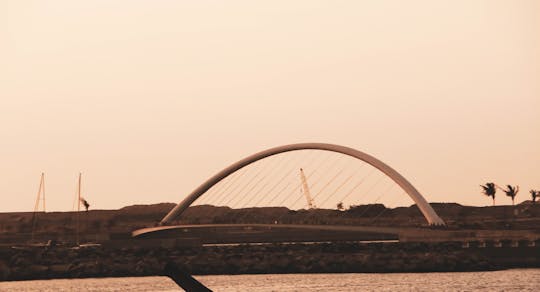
161, 143, 446, 226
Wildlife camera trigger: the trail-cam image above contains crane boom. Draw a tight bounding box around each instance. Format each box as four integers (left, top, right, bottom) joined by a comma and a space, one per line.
300, 168, 316, 209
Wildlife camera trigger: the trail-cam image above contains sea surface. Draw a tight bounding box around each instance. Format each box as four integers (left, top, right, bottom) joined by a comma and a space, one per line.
1, 269, 539, 291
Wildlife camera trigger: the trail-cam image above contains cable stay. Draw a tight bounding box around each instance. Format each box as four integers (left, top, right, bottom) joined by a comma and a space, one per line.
286, 153, 336, 209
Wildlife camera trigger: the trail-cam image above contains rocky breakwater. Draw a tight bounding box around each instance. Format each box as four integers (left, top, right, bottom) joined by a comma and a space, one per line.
0, 241, 524, 281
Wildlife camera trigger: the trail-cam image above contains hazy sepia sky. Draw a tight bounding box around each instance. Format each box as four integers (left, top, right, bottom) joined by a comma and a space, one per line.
1, 0, 539, 212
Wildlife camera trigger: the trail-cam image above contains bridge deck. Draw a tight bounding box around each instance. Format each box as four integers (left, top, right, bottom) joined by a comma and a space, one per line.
132, 224, 540, 244
132, 224, 408, 238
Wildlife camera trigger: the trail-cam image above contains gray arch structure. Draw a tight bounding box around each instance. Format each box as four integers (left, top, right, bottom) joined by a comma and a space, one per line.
161, 143, 445, 226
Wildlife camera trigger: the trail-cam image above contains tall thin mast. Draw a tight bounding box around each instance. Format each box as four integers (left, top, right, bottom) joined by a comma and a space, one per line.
42, 173, 45, 212
76, 172, 81, 246
33, 173, 45, 212
31, 172, 45, 242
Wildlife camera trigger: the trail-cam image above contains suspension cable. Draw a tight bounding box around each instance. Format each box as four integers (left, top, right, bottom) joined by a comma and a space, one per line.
317, 170, 357, 209
233, 150, 317, 223
272, 151, 327, 209
223, 152, 285, 208
263, 150, 317, 207
283, 152, 337, 209
335, 166, 376, 207
249, 151, 312, 208
211, 166, 250, 207
238, 153, 288, 209
356, 182, 395, 218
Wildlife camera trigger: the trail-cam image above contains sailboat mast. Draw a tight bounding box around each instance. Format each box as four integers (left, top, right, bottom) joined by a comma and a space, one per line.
42, 173, 46, 212
31, 172, 45, 242
76, 172, 81, 245
33, 173, 44, 212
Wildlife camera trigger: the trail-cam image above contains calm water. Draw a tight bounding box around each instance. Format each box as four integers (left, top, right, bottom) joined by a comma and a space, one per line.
1, 269, 538, 291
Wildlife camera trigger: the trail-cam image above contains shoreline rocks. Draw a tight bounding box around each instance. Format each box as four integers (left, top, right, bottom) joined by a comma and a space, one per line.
0, 241, 538, 282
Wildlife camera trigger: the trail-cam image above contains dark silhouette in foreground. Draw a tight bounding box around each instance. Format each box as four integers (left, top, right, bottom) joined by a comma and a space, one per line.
164, 262, 212, 292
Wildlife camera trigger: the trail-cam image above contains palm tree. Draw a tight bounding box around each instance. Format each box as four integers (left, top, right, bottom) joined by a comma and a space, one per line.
337, 202, 344, 211
503, 185, 519, 205
480, 182, 497, 206
530, 190, 538, 204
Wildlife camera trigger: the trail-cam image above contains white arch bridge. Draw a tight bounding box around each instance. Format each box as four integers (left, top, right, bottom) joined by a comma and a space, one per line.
134, 143, 445, 239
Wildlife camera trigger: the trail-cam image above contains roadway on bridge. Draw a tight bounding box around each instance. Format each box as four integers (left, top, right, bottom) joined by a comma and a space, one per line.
132, 223, 416, 238
132, 224, 540, 244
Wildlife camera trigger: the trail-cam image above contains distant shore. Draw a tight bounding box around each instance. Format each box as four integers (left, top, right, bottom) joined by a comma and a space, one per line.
1, 203, 539, 281
1, 241, 539, 282
2, 202, 540, 246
